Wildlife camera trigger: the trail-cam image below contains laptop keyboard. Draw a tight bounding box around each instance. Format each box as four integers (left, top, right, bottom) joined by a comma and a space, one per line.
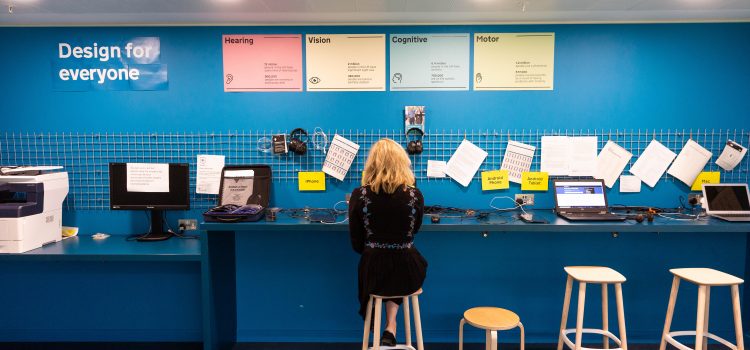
717, 214, 750, 217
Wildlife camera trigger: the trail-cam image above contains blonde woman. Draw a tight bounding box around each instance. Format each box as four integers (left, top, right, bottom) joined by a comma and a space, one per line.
349, 138, 428, 347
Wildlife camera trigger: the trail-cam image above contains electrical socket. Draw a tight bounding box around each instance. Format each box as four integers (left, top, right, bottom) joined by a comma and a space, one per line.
178, 219, 198, 231
515, 194, 535, 206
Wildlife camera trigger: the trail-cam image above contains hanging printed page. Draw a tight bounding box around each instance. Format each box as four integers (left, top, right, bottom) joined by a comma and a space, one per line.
222, 34, 302, 92
306, 34, 385, 91
322, 134, 360, 181
473, 33, 555, 90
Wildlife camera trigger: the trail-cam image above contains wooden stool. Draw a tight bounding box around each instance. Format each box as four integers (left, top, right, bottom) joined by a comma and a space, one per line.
459, 307, 524, 350
362, 289, 423, 350
558, 266, 628, 350
660, 268, 744, 350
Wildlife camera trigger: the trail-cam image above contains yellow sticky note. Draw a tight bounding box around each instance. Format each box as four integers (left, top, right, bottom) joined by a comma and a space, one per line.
521, 172, 549, 191
481, 170, 509, 191
298, 172, 326, 191
690, 172, 720, 191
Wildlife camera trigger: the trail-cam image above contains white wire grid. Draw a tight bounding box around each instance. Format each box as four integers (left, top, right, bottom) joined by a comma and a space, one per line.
1, 129, 748, 210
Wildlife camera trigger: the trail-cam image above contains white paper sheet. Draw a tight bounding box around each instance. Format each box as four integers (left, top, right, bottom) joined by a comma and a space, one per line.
426, 160, 447, 178
595, 141, 633, 188
629, 140, 676, 188
569, 136, 598, 176
667, 139, 713, 186
322, 134, 360, 181
445, 139, 488, 187
716, 140, 747, 171
126, 163, 169, 192
619, 175, 642, 193
500, 140, 535, 184
540, 136, 570, 176
196, 155, 225, 194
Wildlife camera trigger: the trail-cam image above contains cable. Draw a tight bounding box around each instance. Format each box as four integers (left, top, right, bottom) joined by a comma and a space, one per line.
489, 196, 528, 215
311, 127, 329, 153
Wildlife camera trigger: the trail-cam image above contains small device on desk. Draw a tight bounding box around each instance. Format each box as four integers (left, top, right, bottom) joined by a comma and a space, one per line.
518, 213, 548, 224
702, 184, 750, 222
109, 163, 190, 242
552, 179, 625, 222
0, 169, 69, 253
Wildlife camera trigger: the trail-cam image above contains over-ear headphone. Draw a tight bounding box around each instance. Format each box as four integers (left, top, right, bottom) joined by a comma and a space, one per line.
288, 128, 308, 155
406, 128, 424, 155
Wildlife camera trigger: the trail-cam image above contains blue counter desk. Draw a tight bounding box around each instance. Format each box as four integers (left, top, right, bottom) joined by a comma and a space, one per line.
201, 211, 750, 350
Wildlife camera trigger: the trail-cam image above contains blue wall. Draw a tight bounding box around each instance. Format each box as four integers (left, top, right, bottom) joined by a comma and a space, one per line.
1, 23, 749, 343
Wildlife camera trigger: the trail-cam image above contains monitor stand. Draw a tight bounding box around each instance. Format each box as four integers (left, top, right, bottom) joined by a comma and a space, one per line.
136, 209, 174, 242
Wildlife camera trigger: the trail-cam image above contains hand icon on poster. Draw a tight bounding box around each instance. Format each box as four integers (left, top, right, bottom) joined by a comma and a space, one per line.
225, 74, 233, 85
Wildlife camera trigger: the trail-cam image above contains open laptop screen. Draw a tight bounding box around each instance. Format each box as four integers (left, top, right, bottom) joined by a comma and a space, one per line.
554, 181, 607, 209
704, 185, 750, 212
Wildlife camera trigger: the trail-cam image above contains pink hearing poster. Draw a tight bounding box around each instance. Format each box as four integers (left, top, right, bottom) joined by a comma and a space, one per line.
222, 34, 302, 92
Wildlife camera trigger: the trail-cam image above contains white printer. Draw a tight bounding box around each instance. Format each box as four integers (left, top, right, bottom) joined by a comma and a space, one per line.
0, 169, 69, 253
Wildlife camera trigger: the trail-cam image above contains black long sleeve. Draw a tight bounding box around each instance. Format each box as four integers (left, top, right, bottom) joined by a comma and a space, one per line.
348, 187, 366, 254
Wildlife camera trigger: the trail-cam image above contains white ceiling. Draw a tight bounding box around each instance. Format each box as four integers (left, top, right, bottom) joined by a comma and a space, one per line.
1, 0, 749, 26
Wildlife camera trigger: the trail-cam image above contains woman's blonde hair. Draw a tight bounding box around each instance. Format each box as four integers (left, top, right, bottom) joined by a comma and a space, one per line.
362, 138, 415, 194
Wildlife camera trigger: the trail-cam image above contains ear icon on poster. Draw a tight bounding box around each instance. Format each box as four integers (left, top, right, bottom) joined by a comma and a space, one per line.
475, 73, 482, 83
225, 74, 234, 84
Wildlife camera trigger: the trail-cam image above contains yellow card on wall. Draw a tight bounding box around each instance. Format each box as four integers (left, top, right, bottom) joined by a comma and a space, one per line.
521, 172, 549, 191
690, 172, 720, 191
481, 170, 509, 191
298, 172, 326, 191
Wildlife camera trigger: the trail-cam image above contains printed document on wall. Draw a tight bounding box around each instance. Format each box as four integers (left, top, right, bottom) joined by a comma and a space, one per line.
500, 140, 535, 184
667, 139, 713, 187
716, 140, 747, 171
322, 134, 360, 181
619, 175, 641, 193
568, 136, 598, 176
629, 140, 676, 188
540, 136, 569, 176
196, 155, 225, 194
427, 160, 447, 178
126, 163, 169, 192
595, 141, 633, 188
445, 140, 488, 187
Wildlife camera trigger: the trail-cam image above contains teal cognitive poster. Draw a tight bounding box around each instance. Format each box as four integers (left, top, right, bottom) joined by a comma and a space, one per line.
389, 33, 470, 91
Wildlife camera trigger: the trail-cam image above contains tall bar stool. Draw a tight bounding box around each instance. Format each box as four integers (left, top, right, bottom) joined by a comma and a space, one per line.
362, 289, 423, 350
558, 266, 628, 350
458, 306, 525, 350
660, 268, 744, 350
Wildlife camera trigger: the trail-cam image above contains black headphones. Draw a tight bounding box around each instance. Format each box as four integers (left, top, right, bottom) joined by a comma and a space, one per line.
288, 128, 308, 155
406, 128, 424, 155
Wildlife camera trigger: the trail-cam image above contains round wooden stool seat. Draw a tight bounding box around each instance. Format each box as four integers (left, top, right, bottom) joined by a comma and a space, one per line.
464, 307, 521, 331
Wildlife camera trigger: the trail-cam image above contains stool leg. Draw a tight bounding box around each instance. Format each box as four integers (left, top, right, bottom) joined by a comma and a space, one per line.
602, 283, 609, 349
412, 294, 424, 350
363, 296, 373, 350
373, 297, 383, 350
732, 285, 744, 350
486, 330, 492, 350
558, 276, 574, 350
695, 285, 708, 350
615, 283, 627, 350
519, 322, 525, 350
404, 296, 412, 347
490, 330, 498, 350
660, 276, 681, 350
703, 287, 711, 350
459, 318, 466, 350
576, 282, 587, 350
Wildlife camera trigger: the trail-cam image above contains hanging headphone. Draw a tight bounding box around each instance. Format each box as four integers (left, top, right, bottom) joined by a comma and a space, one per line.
288, 128, 309, 155
406, 128, 424, 155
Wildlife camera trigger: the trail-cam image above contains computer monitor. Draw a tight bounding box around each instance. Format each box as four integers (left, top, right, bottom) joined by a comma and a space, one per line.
109, 162, 190, 241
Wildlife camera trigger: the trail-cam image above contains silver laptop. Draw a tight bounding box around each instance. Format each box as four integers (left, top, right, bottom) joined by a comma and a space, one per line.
553, 179, 625, 221
702, 184, 750, 222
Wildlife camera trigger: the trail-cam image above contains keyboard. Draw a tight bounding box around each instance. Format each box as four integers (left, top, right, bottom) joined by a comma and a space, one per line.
559, 212, 626, 221
715, 214, 750, 217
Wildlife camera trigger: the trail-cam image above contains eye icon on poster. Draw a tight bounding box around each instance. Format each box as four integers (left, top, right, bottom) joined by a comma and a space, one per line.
309, 77, 321, 84
225, 74, 233, 84
392, 73, 402, 84
475, 73, 482, 83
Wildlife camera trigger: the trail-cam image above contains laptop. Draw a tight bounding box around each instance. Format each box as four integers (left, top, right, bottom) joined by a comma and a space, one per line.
702, 184, 750, 222
553, 179, 625, 221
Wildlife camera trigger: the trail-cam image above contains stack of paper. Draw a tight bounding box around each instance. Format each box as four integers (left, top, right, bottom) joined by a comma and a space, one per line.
540, 136, 598, 176
629, 140, 676, 188
445, 140, 488, 187
594, 141, 632, 188
667, 139, 713, 186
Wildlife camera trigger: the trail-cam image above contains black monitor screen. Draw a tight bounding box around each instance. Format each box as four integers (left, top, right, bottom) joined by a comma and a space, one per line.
705, 185, 750, 212
109, 162, 190, 210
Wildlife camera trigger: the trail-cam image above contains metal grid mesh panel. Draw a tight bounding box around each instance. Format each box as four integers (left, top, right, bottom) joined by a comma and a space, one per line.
1, 129, 748, 210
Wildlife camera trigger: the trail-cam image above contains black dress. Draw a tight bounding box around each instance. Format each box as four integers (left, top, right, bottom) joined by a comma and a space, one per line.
349, 185, 428, 318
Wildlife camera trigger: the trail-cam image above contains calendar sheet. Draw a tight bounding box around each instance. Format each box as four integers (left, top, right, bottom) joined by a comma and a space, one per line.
500, 141, 536, 184
322, 134, 360, 181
